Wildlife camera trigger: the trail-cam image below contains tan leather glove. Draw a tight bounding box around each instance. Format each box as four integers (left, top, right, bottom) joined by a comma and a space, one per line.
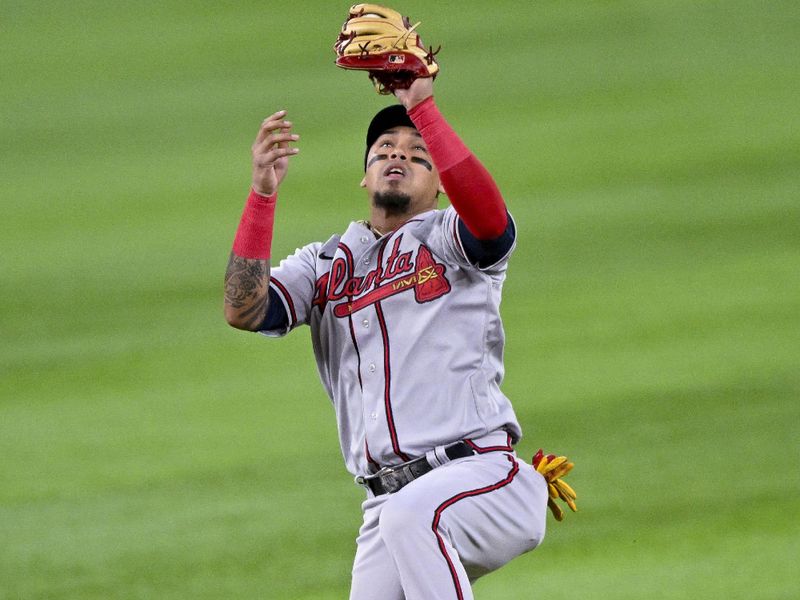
334, 3, 440, 95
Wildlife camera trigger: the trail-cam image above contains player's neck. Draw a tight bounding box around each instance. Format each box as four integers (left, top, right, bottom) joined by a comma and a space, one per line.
368, 197, 438, 237
367, 208, 424, 238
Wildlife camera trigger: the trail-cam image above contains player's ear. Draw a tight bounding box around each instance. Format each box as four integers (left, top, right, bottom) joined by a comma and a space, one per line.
438, 181, 445, 195
360, 176, 367, 188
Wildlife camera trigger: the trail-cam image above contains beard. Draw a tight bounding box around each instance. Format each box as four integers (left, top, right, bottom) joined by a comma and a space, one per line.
372, 189, 411, 216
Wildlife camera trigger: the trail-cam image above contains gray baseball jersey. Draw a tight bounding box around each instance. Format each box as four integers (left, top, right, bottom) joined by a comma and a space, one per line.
261, 205, 522, 476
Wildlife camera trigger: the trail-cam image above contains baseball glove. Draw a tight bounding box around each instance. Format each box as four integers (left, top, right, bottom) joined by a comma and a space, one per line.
533, 449, 578, 521
333, 3, 440, 95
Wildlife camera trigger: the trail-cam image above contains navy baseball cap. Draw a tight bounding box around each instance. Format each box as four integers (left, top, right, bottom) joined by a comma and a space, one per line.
365, 104, 415, 170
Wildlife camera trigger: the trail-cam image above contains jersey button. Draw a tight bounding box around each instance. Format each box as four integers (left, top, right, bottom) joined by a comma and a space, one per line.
362, 319, 369, 328
362, 257, 369, 265
360, 235, 370, 244
368, 362, 376, 373
370, 412, 378, 420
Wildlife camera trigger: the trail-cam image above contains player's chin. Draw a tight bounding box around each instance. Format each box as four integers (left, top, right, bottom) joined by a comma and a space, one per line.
373, 189, 412, 214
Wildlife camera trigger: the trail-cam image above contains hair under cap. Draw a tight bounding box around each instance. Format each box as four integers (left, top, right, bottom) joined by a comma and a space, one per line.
364, 104, 415, 170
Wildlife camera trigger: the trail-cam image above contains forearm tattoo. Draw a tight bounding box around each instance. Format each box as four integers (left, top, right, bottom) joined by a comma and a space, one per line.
224, 252, 270, 327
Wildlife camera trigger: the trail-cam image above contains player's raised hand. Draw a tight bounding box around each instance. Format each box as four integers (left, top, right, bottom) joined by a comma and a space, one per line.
251, 110, 300, 196
392, 77, 434, 111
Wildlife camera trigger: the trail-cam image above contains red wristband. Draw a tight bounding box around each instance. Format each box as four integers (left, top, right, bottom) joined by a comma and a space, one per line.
232, 188, 277, 260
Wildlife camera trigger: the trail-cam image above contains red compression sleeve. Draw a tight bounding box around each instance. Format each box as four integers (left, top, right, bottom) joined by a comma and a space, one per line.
232, 188, 277, 260
408, 97, 508, 239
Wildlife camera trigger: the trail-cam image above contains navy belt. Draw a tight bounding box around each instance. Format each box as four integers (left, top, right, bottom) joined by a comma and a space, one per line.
355, 441, 475, 496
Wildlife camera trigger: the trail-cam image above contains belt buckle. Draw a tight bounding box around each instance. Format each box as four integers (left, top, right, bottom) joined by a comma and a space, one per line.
355, 444, 472, 492
380, 468, 405, 494
355, 465, 394, 488
355, 464, 407, 494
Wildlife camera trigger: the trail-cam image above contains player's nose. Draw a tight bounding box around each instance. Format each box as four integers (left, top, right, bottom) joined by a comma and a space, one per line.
389, 150, 407, 160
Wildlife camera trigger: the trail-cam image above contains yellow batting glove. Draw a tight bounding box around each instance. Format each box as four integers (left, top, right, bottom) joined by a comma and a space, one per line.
532, 449, 578, 521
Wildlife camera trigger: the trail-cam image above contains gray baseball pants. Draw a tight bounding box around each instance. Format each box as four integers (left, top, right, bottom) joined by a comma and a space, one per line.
349, 445, 547, 599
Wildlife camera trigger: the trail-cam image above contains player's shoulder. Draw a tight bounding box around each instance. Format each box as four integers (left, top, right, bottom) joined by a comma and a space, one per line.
394, 207, 450, 239
275, 235, 335, 269
277, 220, 374, 269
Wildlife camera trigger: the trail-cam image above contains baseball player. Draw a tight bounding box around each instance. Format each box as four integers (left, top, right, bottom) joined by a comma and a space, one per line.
224, 10, 575, 595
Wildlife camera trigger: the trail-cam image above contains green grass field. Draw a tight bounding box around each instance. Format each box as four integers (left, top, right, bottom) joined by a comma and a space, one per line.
2, 1, 799, 598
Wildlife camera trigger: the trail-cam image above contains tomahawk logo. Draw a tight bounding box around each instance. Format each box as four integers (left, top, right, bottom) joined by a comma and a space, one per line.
312, 238, 451, 316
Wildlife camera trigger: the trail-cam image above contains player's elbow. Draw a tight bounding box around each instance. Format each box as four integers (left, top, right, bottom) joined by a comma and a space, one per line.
224, 308, 247, 330
224, 305, 263, 332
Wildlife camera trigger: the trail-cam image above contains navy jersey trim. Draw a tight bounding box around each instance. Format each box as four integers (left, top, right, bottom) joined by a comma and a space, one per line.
452, 216, 467, 260
270, 276, 297, 327
457, 211, 515, 268
259, 287, 290, 332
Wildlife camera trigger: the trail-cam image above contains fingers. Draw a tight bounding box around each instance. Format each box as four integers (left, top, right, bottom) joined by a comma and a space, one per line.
547, 497, 564, 522
257, 131, 299, 149
254, 110, 300, 152
254, 128, 300, 153
255, 110, 289, 143
252, 111, 300, 168
253, 145, 300, 169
